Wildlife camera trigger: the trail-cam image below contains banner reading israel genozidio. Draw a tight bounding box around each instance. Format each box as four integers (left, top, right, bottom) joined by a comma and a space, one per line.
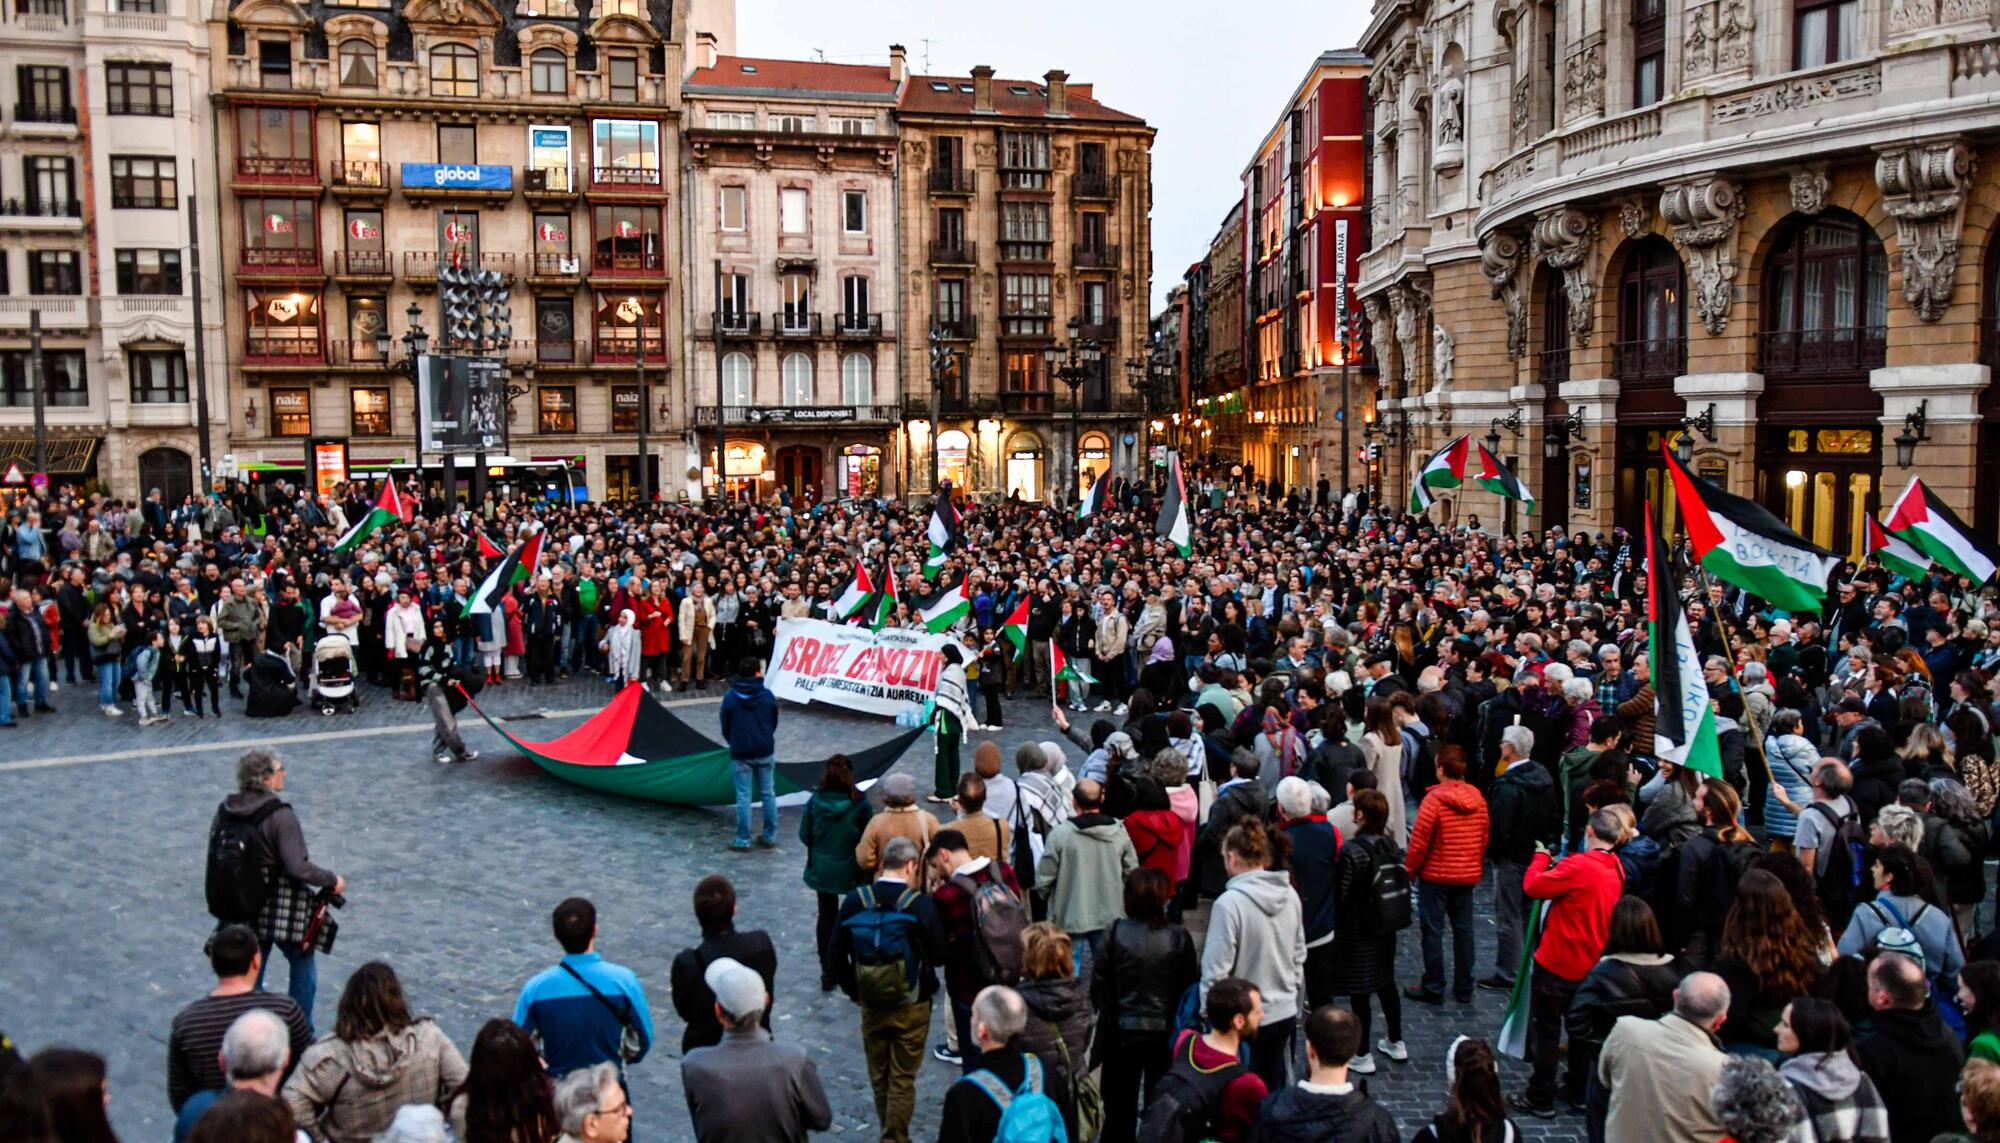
769, 617, 971, 718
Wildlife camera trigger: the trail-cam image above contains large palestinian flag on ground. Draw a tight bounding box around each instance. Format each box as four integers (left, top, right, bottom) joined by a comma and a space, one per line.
463, 683, 923, 805
1867, 514, 1932, 581
1647, 501, 1724, 779
1411, 435, 1472, 513
1662, 443, 1839, 614
468, 526, 545, 614
1472, 444, 1535, 512
1157, 452, 1192, 556
332, 481, 406, 555
1887, 476, 2000, 584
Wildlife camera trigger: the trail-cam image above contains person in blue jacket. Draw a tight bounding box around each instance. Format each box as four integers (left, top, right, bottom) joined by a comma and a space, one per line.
720, 656, 781, 851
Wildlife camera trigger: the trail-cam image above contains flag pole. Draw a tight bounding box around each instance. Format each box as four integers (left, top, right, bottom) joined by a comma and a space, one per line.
1681, 551, 1779, 797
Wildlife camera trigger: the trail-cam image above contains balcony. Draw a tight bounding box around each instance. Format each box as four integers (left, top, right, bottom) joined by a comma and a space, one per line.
327, 339, 393, 367
1072, 243, 1119, 269
589, 166, 665, 193
1001, 389, 1055, 414
523, 165, 576, 201
833, 311, 883, 337
932, 314, 977, 341
1610, 339, 1684, 383
404, 251, 439, 285
526, 252, 584, 282
239, 247, 323, 277
11, 101, 75, 127
928, 166, 975, 195
479, 252, 517, 282
590, 250, 666, 279
0, 197, 82, 232
928, 239, 976, 266
0, 296, 88, 329
999, 239, 1053, 263
329, 160, 387, 198
333, 250, 393, 279
692, 404, 901, 427
999, 166, 1052, 191
1758, 327, 1887, 378
1077, 316, 1119, 341
243, 338, 325, 366
233, 156, 318, 186
1070, 171, 1116, 201
1538, 347, 1572, 386
708, 310, 761, 337
534, 339, 581, 365
772, 311, 821, 337
592, 334, 668, 364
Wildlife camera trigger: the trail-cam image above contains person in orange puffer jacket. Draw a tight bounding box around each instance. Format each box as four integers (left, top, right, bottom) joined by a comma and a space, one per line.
1403, 745, 1489, 1007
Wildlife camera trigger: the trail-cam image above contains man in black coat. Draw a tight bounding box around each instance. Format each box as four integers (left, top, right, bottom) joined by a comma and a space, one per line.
1856, 951, 1964, 1143
668, 874, 777, 1055
937, 986, 1075, 1143
1197, 750, 1270, 898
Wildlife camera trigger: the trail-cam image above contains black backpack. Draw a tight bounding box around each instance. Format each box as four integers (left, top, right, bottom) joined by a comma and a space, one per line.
1808, 801, 1867, 924
1405, 727, 1440, 801
205, 799, 282, 924
1365, 836, 1413, 932
1137, 1031, 1247, 1143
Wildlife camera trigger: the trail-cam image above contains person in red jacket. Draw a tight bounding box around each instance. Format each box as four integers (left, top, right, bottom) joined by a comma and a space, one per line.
1512, 804, 1626, 1119
633, 580, 675, 695
1403, 746, 1489, 1007
1123, 775, 1186, 881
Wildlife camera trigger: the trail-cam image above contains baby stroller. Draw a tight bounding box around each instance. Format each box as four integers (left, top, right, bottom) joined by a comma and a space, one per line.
311, 633, 359, 715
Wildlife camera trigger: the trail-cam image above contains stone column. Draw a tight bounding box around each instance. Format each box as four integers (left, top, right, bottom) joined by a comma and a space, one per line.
1674, 372, 1764, 495
1559, 377, 1619, 532
1870, 363, 1989, 514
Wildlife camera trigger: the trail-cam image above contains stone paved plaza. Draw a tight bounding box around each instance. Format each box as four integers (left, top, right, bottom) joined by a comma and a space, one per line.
0, 679, 1585, 1141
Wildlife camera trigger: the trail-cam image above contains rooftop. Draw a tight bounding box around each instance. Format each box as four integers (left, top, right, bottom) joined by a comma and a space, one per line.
684, 55, 899, 100
898, 72, 1146, 125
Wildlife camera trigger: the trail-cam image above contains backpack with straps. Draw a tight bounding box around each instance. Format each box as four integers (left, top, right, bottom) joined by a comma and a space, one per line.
1807, 801, 1867, 922
1366, 836, 1413, 933
205, 799, 283, 924
953, 871, 1027, 985
1405, 726, 1440, 800
1137, 1030, 1247, 1143
963, 1054, 1067, 1143
842, 885, 926, 1010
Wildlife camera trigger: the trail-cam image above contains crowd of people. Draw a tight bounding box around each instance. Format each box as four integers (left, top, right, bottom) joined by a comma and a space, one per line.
9, 469, 2000, 1143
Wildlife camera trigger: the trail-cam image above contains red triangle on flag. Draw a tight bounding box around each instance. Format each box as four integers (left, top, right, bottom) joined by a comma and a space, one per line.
477, 532, 503, 561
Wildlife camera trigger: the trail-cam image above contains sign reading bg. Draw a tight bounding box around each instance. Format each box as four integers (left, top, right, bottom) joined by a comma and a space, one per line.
768, 618, 971, 718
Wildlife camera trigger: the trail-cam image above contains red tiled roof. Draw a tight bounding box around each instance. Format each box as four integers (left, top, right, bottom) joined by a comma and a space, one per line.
898, 73, 1145, 125
685, 55, 898, 97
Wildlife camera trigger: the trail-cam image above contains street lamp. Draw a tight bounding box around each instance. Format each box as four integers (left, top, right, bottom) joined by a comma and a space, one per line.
1043, 316, 1102, 503
1487, 408, 1524, 457
380, 301, 431, 505
1675, 403, 1717, 465
1894, 399, 1930, 469
1544, 408, 1586, 460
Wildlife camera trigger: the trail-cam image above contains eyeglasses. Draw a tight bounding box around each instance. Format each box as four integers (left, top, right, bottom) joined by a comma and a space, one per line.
593, 1101, 634, 1119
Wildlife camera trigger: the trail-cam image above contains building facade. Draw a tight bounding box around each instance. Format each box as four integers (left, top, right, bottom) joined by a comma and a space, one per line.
0, 0, 224, 499
211, 0, 732, 502
679, 42, 902, 503
1363, 0, 2000, 554
893, 66, 1154, 504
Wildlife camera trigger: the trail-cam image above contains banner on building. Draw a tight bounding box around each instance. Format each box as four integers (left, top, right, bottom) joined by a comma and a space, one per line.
400, 163, 514, 191
768, 617, 971, 718
417, 355, 509, 454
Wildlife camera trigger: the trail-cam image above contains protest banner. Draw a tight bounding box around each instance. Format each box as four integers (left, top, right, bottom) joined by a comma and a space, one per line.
768, 617, 969, 718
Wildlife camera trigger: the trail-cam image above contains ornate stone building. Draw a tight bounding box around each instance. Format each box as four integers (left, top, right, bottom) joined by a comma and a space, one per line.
1361, 0, 2000, 555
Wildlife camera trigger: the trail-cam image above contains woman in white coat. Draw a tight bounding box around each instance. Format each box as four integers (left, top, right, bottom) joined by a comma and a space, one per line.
384, 587, 426, 699
1360, 694, 1408, 845
603, 608, 641, 687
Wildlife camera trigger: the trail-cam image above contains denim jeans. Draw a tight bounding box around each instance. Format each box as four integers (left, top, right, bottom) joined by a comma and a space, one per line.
573, 615, 600, 671
96, 659, 122, 708
1417, 880, 1476, 999
453, 635, 478, 671
0, 670, 14, 725
257, 938, 318, 1037
733, 757, 776, 846
16, 656, 49, 712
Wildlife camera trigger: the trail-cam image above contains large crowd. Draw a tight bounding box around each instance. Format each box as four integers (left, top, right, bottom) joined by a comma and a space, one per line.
8, 469, 2000, 1143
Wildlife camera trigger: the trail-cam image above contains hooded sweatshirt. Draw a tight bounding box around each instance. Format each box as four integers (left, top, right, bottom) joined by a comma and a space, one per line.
1250, 1081, 1400, 1143
719, 673, 779, 759
1779, 1051, 1891, 1143
1201, 869, 1309, 1023
281, 1019, 468, 1143
1035, 812, 1139, 935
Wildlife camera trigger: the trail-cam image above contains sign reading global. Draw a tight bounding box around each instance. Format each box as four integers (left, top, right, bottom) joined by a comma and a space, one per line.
400, 163, 514, 191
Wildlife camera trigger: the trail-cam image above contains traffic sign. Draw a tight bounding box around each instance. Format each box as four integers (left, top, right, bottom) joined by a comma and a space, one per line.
2, 462, 24, 485
30, 472, 48, 492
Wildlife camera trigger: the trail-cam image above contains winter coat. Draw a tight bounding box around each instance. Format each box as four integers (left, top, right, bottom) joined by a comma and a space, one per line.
1124, 805, 1185, 881
854, 804, 939, 873
1036, 813, 1139, 935
604, 613, 641, 681
1405, 780, 1488, 886
1763, 732, 1818, 842
1197, 780, 1270, 897
1280, 817, 1340, 945
502, 592, 525, 656
1488, 759, 1558, 865
384, 603, 425, 660
1670, 826, 1761, 954
1837, 894, 1965, 982
1015, 975, 1093, 1104
1091, 917, 1197, 1035
719, 674, 779, 760
1564, 952, 1682, 1086
1849, 754, 1904, 827
280, 1019, 467, 1143
1855, 1004, 1966, 1143
634, 595, 673, 656
1522, 849, 1624, 981
1360, 731, 1407, 845
1566, 697, 1603, 749
1330, 832, 1401, 994
1780, 1050, 1891, 1143
1247, 1084, 1399, 1143
676, 593, 716, 641
1615, 684, 1656, 758
1201, 869, 1308, 1023
798, 791, 873, 895
1640, 780, 1700, 848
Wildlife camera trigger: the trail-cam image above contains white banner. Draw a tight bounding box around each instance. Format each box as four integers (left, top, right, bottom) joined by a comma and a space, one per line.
769, 617, 969, 718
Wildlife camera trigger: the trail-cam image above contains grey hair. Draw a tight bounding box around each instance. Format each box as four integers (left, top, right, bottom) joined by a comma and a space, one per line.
1275, 776, 1314, 819
1674, 971, 1732, 1025
221, 1009, 290, 1081
1500, 725, 1534, 759
1874, 803, 1924, 851
880, 835, 921, 872
1742, 661, 1769, 684
1709, 1056, 1804, 1143
971, 985, 1028, 1045
1931, 777, 1981, 827
1562, 677, 1593, 704
554, 1062, 621, 1137
373, 1105, 450, 1143
1567, 639, 1594, 661
236, 748, 282, 793
1770, 708, 1803, 737
1307, 781, 1333, 814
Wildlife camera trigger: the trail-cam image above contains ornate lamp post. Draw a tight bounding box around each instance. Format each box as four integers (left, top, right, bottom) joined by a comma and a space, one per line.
377, 301, 430, 503
1043, 316, 1102, 503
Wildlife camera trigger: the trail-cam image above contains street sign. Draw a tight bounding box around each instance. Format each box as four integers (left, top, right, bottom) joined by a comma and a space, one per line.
2, 462, 24, 485
30, 472, 48, 493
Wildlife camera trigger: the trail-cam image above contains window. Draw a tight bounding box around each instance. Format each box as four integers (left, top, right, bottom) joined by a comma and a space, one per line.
721, 351, 751, 405
611, 385, 642, 432
593, 291, 662, 358
0, 350, 86, 408
271, 388, 312, 436
597, 0, 640, 16
129, 350, 186, 403
1002, 273, 1051, 336
235, 105, 314, 177
1000, 131, 1050, 188
831, 116, 873, 136
338, 40, 377, 88
1004, 350, 1049, 407
592, 119, 659, 185
1762, 211, 1888, 375
1078, 211, 1107, 254
117, 0, 161, 11
109, 156, 174, 209
607, 55, 638, 103
531, 211, 570, 259
936, 206, 966, 250
1616, 236, 1685, 381
781, 351, 813, 404
1795, 0, 1859, 68
16, 66, 71, 123
842, 189, 866, 234
347, 294, 386, 359
1079, 280, 1109, 325
841, 352, 873, 405
530, 49, 566, 94
842, 275, 870, 320
720, 272, 750, 327
429, 44, 478, 98
437, 209, 478, 270
438, 123, 477, 165
1002, 201, 1051, 260
537, 387, 576, 433
772, 113, 815, 133
706, 111, 755, 130
107, 62, 171, 115
27, 251, 80, 295
343, 211, 385, 273
257, 40, 291, 89
241, 197, 319, 266
350, 386, 391, 434
535, 296, 575, 361
337, 121, 380, 186
115, 249, 182, 294
24, 156, 72, 216
780, 272, 812, 327
779, 187, 807, 234
521, 0, 575, 15
935, 278, 966, 323
718, 185, 746, 232
16, 0, 66, 19
243, 290, 323, 361
591, 204, 662, 272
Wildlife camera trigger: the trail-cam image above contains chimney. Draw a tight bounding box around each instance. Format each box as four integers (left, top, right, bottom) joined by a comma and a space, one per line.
694, 31, 718, 71
888, 43, 905, 86
1068, 82, 1092, 102
971, 65, 994, 112
1044, 69, 1067, 116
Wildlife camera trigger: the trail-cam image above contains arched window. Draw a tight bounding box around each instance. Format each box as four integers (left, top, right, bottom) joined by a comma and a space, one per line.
529, 48, 567, 95
1537, 274, 1569, 386
139, 446, 193, 506
1760, 210, 1887, 378
937, 428, 970, 490
840, 353, 872, 406
429, 44, 479, 98
338, 39, 377, 88
782, 351, 814, 405
1615, 236, 1685, 382
721, 351, 751, 405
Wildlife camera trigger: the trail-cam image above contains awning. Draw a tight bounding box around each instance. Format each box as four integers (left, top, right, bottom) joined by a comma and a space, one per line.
0, 435, 100, 476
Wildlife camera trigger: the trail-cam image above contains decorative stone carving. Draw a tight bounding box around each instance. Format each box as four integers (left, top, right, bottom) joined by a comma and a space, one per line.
1562, 43, 1604, 124
1942, 0, 1992, 22
1387, 283, 1430, 393
1511, 79, 1531, 138
1711, 66, 1879, 123
1716, 0, 1755, 73
1683, 3, 1714, 80
1479, 230, 1528, 360
1434, 77, 1465, 153
1891, 0, 1939, 33
1659, 175, 1746, 335
1530, 207, 1599, 347
1617, 196, 1650, 240
1788, 166, 1830, 215
902, 139, 927, 166
1875, 139, 1977, 322
1364, 295, 1393, 381
1432, 324, 1455, 389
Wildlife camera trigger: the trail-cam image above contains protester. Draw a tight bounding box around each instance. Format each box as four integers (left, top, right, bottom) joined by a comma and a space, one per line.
1709, 1056, 1805, 1143
1246, 1004, 1398, 1143
680, 957, 832, 1143
1012, 923, 1094, 1129
1036, 778, 1138, 981
1514, 807, 1625, 1117
719, 657, 780, 851
1854, 951, 1966, 1142
1773, 997, 1890, 1143
1328, 788, 1403, 1075
512, 898, 655, 1079
1093, 867, 1198, 1143
172, 1010, 303, 1143
444, 1019, 559, 1143
552, 1063, 633, 1143
1403, 744, 1487, 1006
669, 874, 778, 1054
937, 985, 1076, 1143
856, 774, 941, 875
1564, 896, 1681, 1134
931, 827, 1026, 1071
1200, 818, 1308, 1090
280, 962, 467, 1143
1597, 971, 1732, 1143
799, 754, 875, 992
831, 835, 945, 1143
1137, 977, 1269, 1143
166, 924, 311, 1115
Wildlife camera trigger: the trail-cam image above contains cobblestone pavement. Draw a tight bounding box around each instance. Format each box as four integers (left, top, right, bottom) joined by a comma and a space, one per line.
0, 677, 1585, 1141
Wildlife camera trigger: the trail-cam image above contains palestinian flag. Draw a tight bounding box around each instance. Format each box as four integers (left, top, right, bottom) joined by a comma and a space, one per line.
468, 526, 545, 615
1663, 443, 1839, 615
1156, 452, 1192, 556
865, 564, 902, 631
924, 487, 963, 581
1497, 899, 1550, 1059
829, 559, 875, 623
1887, 476, 2000, 584
914, 575, 971, 634
1411, 435, 1473, 513
465, 682, 925, 806
1000, 595, 1030, 661
1051, 644, 1096, 689
1866, 514, 1932, 581
1472, 444, 1535, 513
332, 481, 405, 555
1647, 501, 1723, 779
1078, 475, 1108, 521
475, 530, 503, 561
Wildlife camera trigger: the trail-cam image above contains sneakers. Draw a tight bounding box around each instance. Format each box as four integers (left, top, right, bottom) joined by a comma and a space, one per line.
435, 752, 455, 765
460, 750, 479, 762
1093, 700, 1112, 712
1112, 703, 1128, 717
47, 680, 57, 693
1348, 1053, 1376, 1075
102, 704, 123, 717
1477, 975, 1513, 992
932, 1044, 962, 1066
1377, 1038, 1408, 1062
1508, 1094, 1558, 1120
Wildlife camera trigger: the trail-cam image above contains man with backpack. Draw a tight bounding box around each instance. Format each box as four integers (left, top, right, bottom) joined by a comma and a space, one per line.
938, 985, 1075, 1143
1793, 759, 1864, 931
931, 828, 1026, 1072
204, 748, 344, 1032
831, 835, 946, 1143
1137, 977, 1269, 1143
1247, 1004, 1399, 1143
